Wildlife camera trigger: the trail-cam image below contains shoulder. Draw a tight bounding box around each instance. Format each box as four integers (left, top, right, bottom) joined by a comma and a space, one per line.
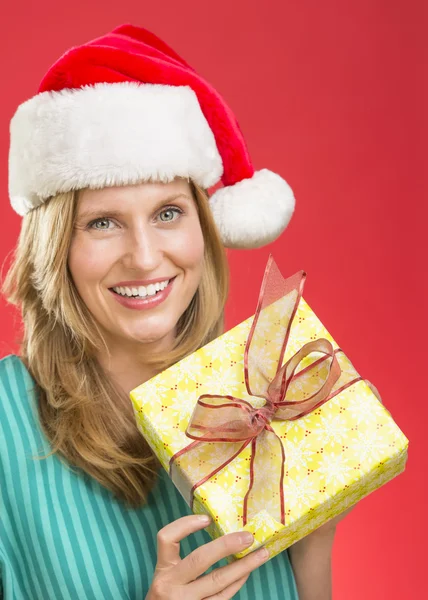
0, 353, 26, 372
0, 355, 45, 466
0, 353, 33, 390
0, 354, 37, 416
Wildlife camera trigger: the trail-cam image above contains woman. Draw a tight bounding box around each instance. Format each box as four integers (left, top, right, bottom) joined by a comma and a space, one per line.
0, 24, 347, 600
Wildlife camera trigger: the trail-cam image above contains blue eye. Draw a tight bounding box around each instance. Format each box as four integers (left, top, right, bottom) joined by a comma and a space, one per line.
158, 207, 183, 223
89, 218, 114, 230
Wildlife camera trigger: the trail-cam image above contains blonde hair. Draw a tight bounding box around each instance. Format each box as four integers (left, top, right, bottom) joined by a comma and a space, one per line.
1, 181, 229, 508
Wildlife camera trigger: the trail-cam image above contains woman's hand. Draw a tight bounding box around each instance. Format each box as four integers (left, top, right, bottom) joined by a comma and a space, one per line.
146, 514, 269, 600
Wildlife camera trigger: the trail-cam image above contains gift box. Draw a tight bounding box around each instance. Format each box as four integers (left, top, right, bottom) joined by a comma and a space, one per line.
130, 256, 409, 562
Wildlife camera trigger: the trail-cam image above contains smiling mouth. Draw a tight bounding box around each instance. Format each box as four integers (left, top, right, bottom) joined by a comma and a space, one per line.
109, 277, 176, 299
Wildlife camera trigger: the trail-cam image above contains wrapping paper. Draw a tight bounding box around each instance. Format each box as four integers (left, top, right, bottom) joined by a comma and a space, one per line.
130, 257, 409, 561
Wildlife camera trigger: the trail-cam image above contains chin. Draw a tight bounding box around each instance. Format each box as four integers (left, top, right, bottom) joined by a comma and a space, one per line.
135, 334, 169, 345
126, 325, 175, 346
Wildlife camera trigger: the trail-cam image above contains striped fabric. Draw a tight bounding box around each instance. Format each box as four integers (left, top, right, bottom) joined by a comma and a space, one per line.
0, 355, 298, 599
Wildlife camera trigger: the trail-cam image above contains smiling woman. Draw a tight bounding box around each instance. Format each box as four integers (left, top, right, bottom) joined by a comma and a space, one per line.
0, 23, 298, 600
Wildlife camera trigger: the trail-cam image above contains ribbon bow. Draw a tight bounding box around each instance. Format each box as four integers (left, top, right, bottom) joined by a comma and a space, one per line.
170, 256, 375, 526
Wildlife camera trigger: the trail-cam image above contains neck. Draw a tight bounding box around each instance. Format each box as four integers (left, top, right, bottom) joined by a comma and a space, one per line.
96, 332, 176, 396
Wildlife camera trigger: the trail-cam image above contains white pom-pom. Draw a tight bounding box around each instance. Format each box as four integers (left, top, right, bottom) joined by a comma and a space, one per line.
209, 169, 296, 249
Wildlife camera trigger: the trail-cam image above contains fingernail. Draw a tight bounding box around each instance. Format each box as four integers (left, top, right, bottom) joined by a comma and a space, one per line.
198, 514, 211, 524
241, 532, 254, 545
256, 548, 269, 561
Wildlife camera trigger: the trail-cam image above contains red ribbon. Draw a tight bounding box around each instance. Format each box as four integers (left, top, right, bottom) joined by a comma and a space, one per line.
169, 256, 377, 526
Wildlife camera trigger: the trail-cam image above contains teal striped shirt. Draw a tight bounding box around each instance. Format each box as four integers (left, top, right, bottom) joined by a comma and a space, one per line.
0, 354, 298, 599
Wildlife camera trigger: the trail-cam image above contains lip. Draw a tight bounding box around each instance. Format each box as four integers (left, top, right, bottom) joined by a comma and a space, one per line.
110, 276, 175, 288
108, 277, 175, 311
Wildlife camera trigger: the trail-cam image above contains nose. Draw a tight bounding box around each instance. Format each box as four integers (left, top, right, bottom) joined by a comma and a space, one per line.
121, 225, 163, 273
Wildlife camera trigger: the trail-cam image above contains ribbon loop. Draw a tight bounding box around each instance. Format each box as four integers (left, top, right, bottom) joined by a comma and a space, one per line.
268, 339, 342, 421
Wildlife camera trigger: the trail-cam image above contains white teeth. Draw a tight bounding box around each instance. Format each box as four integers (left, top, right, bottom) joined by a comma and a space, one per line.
112, 279, 170, 298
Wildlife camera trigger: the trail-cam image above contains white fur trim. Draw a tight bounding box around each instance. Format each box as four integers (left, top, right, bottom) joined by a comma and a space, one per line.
9, 82, 223, 216
209, 169, 295, 248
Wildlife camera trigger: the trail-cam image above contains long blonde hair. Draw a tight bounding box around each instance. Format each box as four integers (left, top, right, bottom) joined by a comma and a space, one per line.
1, 181, 229, 508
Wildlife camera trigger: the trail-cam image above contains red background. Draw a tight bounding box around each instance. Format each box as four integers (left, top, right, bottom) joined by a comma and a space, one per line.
1, 1, 426, 597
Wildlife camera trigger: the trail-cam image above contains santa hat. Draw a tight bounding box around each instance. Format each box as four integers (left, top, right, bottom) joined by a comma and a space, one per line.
8, 23, 295, 249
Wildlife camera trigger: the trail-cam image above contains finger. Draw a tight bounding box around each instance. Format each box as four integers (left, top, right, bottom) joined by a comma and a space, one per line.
156, 515, 211, 567
176, 531, 255, 584
207, 574, 249, 600
190, 546, 269, 597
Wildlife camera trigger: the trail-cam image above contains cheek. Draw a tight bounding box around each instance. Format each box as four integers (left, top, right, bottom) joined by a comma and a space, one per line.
68, 237, 116, 291
167, 221, 205, 267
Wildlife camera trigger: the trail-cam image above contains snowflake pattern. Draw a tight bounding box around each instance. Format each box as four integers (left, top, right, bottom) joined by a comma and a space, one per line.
349, 430, 389, 463
347, 395, 383, 426
168, 389, 197, 423
282, 436, 316, 471
314, 413, 349, 446
201, 363, 243, 396
133, 376, 170, 401
282, 475, 318, 512
130, 285, 409, 563
204, 331, 242, 362
173, 353, 205, 386
317, 453, 353, 487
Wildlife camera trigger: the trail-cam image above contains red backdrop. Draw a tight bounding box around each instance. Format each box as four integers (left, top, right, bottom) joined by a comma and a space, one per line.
1, 1, 425, 597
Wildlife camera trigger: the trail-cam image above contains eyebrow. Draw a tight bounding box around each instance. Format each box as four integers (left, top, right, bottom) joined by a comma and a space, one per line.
76, 192, 192, 222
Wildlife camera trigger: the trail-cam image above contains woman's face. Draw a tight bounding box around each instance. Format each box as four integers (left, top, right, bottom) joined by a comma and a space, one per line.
68, 179, 204, 351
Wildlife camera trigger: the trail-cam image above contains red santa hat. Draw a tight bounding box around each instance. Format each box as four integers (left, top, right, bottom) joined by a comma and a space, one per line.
8, 23, 295, 249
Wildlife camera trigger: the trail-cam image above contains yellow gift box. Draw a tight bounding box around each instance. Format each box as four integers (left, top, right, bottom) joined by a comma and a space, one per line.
130, 257, 409, 562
